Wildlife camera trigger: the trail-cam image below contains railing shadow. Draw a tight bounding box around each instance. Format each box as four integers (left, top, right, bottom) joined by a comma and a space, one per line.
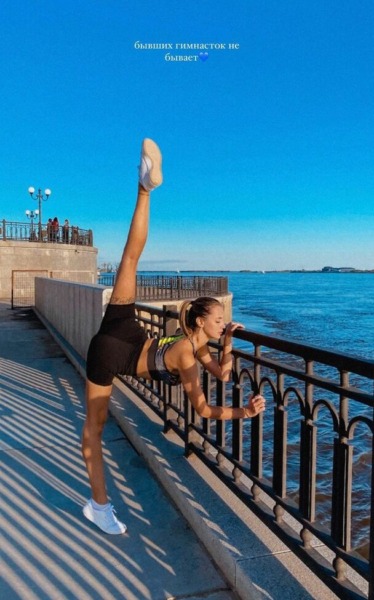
0, 309, 231, 600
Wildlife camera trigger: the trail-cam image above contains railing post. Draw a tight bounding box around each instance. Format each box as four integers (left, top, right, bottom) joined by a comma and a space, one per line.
163, 304, 178, 336
215, 371, 226, 449
184, 390, 193, 457
369, 418, 374, 600
232, 362, 243, 462
162, 304, 179, 432
202, 369, 212, 439
331, 437, 352, 550
331, 372, 352, 551
299, 420, 317, 520
251, 345, 262, 477
273, 372, 287, 498
299, 360, 316, 520
2, 219, 6, 240
163, 384, 174, 433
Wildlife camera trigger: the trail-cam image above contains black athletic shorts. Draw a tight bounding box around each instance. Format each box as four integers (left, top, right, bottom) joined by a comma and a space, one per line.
86, 303, 148, 386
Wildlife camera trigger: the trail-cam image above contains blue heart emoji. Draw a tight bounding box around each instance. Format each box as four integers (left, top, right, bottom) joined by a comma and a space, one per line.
199, 52, 209, 62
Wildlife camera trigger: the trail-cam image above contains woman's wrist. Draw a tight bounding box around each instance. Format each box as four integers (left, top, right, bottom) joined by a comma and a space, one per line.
223, 339, 232, 352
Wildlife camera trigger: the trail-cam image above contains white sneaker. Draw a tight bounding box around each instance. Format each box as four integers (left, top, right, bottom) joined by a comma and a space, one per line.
83, 500, 127, 535
139, 138, 163, 191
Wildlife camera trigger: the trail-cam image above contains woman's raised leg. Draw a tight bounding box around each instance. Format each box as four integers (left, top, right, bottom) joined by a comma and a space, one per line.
110, 185, 151, 304
111, 138, 163, 305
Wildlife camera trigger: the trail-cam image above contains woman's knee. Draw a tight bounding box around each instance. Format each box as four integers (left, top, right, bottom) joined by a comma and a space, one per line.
83, 418, 106, 439
85, 381, 111, 427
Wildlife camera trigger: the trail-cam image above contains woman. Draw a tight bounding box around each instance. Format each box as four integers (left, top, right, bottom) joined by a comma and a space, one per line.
82, 138, 266, 534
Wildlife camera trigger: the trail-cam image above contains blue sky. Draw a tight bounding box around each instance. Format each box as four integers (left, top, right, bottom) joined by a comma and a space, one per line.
1, 0, 373, 270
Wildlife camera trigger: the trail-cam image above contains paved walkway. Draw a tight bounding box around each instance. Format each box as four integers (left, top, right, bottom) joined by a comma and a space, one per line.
0, 302, 237, 600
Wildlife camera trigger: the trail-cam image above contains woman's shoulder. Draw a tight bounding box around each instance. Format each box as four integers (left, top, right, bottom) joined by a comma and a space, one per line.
170, 335, 190, 351
166, 335, 193, 358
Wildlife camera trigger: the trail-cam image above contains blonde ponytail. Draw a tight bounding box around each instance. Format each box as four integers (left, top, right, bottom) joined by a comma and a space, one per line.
179, 300, 193, 336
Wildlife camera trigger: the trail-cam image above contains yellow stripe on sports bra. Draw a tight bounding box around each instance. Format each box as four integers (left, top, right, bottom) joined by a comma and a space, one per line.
157, 334, 184, 347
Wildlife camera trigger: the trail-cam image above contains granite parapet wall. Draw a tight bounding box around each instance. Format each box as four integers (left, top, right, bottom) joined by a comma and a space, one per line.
0, 241, 97, 299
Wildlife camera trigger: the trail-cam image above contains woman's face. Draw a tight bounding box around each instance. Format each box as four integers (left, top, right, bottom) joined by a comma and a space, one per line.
200, 304, 225, 340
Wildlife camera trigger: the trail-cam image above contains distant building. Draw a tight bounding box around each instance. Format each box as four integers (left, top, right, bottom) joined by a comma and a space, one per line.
322, 266, 356, 273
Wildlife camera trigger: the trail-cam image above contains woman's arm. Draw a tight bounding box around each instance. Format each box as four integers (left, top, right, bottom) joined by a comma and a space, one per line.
197, 321, 243, 382
179, 350, 265, 420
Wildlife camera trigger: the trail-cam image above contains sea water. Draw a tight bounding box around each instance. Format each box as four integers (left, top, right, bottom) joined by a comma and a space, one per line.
228, 271, 374, 360
132, 270, 374, 355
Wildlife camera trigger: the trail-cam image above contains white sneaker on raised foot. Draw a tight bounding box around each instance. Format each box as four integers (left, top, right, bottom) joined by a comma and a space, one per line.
138, 138, 163, 191
83, 500, 127, 535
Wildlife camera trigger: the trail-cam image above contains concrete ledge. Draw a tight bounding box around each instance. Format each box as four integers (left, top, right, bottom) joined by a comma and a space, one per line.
110, 379, 340, 600
35, 278, 112, 360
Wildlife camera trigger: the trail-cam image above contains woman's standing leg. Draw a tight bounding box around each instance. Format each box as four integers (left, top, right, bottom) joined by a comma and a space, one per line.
82, 138, 162, 534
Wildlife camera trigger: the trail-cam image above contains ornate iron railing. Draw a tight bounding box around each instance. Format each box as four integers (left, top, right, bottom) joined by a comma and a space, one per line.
0, 220, 93, 246
99, 273, 229, 300
119, 303, 373, 600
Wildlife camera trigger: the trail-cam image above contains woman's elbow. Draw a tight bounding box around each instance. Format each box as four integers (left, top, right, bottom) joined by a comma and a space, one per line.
195, 403, 212, 418
218, 371, 231, 383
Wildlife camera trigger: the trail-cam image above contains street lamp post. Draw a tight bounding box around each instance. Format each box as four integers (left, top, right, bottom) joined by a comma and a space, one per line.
25, 209, 39, 241
28, 187, 51, 240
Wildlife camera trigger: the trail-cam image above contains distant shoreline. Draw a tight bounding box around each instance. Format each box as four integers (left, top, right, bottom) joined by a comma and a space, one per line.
239, 269, 374, 274
100, 268, 374, 275
137, 269, 374, 274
